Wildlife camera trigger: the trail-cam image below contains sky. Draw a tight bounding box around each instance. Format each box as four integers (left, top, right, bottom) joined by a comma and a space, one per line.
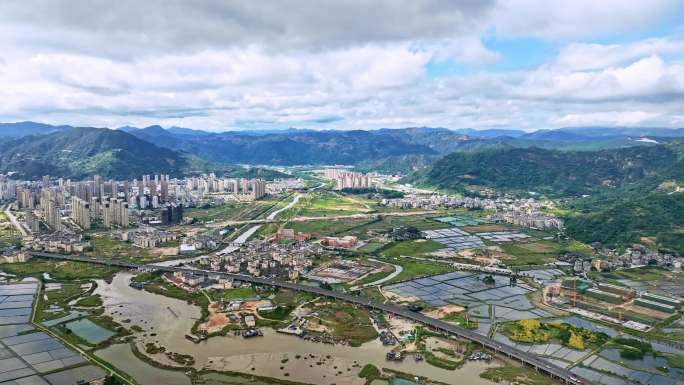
1, 1, 683, 132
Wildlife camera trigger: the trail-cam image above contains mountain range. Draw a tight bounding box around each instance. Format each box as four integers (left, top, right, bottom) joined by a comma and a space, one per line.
0, 121, 682, 177
118, 123, 684, 165
0, 121, 683, 251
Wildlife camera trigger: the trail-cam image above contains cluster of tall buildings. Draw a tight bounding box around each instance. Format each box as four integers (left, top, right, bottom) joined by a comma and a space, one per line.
186, 174, 267, 200
4, 173, 176, 233
101, 198, 130, 228
70, 196, 129, 230
0, 171, 281, 233
323, 169, 373, 190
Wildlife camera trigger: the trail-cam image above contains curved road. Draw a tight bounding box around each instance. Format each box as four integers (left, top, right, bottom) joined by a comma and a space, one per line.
31, 251, 590, 385
353, 258, 403, 289
267, 193, 302, 220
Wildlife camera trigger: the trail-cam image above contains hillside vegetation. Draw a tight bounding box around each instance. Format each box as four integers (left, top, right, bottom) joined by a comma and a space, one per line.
411, 145, 677, 196
565, 183, 684, 253
0, 127, 189, 179
410, 142, 684, 252
0, 127, 293, 180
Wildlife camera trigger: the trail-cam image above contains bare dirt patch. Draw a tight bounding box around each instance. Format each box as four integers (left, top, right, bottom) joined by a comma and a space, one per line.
199, 302, 231, 333
383, 290, 419, 303
151, 247, 180, 256
618, 302, 671, 320
425, 304, 465, 319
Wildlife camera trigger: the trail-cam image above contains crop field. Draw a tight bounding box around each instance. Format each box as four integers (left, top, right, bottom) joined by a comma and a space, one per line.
499, 240, 591, 266
461, 224, 512, 233
186, 200, 274, 222
515, 242, 557, 253
381, 240, 444, 258
358, 241, 384, 253
376, 257, 456, 284
345, 215, 451, 238
287, 217, 371, 236
288, 192, 374, 217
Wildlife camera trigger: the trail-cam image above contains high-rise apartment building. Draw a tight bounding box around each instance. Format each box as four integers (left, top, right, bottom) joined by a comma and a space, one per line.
161, 203, 183, 225
40, 189, 61, 231
70, 196, 91, 229
252, 179, 266, 200
102, 198, 129, 228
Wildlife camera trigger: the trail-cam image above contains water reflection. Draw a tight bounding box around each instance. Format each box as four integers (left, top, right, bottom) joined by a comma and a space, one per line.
94, 272, 498, 385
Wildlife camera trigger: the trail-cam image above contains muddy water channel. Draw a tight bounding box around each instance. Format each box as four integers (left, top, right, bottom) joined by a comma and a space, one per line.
94, 272, 498, 385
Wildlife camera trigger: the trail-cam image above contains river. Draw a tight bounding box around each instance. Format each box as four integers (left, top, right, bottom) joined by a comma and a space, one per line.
93, 272, 499, 385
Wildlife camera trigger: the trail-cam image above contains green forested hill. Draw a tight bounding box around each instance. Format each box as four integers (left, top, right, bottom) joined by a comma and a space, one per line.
411, 145, 677, 196
0, 127, 189, 179
565, 188, 684, 253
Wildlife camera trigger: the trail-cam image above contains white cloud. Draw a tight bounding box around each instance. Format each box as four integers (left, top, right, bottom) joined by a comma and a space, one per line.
0, 1, 683, 131
554, 36, 684, 71
511, 55, 684, 101
553, 111, 662, 126
0, 1, 493, 57
493, 0, 681, 40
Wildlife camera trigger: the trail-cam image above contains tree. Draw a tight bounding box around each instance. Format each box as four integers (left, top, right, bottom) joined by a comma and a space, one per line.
567, 332, 585, 350
104, 376, 125, 385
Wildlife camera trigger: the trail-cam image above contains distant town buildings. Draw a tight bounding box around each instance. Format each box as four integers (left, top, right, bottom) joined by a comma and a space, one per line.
491, 212, 564, 231
184, 174, 267, 200
24, 233, 91, 254
324, 169, 373, 190
180, 235, 217, 252
383, 194, 564, 231
266, 178, 305, 194
559, 244, 681, 272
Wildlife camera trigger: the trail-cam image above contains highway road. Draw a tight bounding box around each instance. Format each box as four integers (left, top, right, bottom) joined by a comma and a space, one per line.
31, 251, 591, 385
205, 209, 445, 228
3, 205, 28, 236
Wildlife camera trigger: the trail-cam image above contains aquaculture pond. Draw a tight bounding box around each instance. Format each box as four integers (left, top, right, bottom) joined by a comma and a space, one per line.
64, 318, 115, 344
